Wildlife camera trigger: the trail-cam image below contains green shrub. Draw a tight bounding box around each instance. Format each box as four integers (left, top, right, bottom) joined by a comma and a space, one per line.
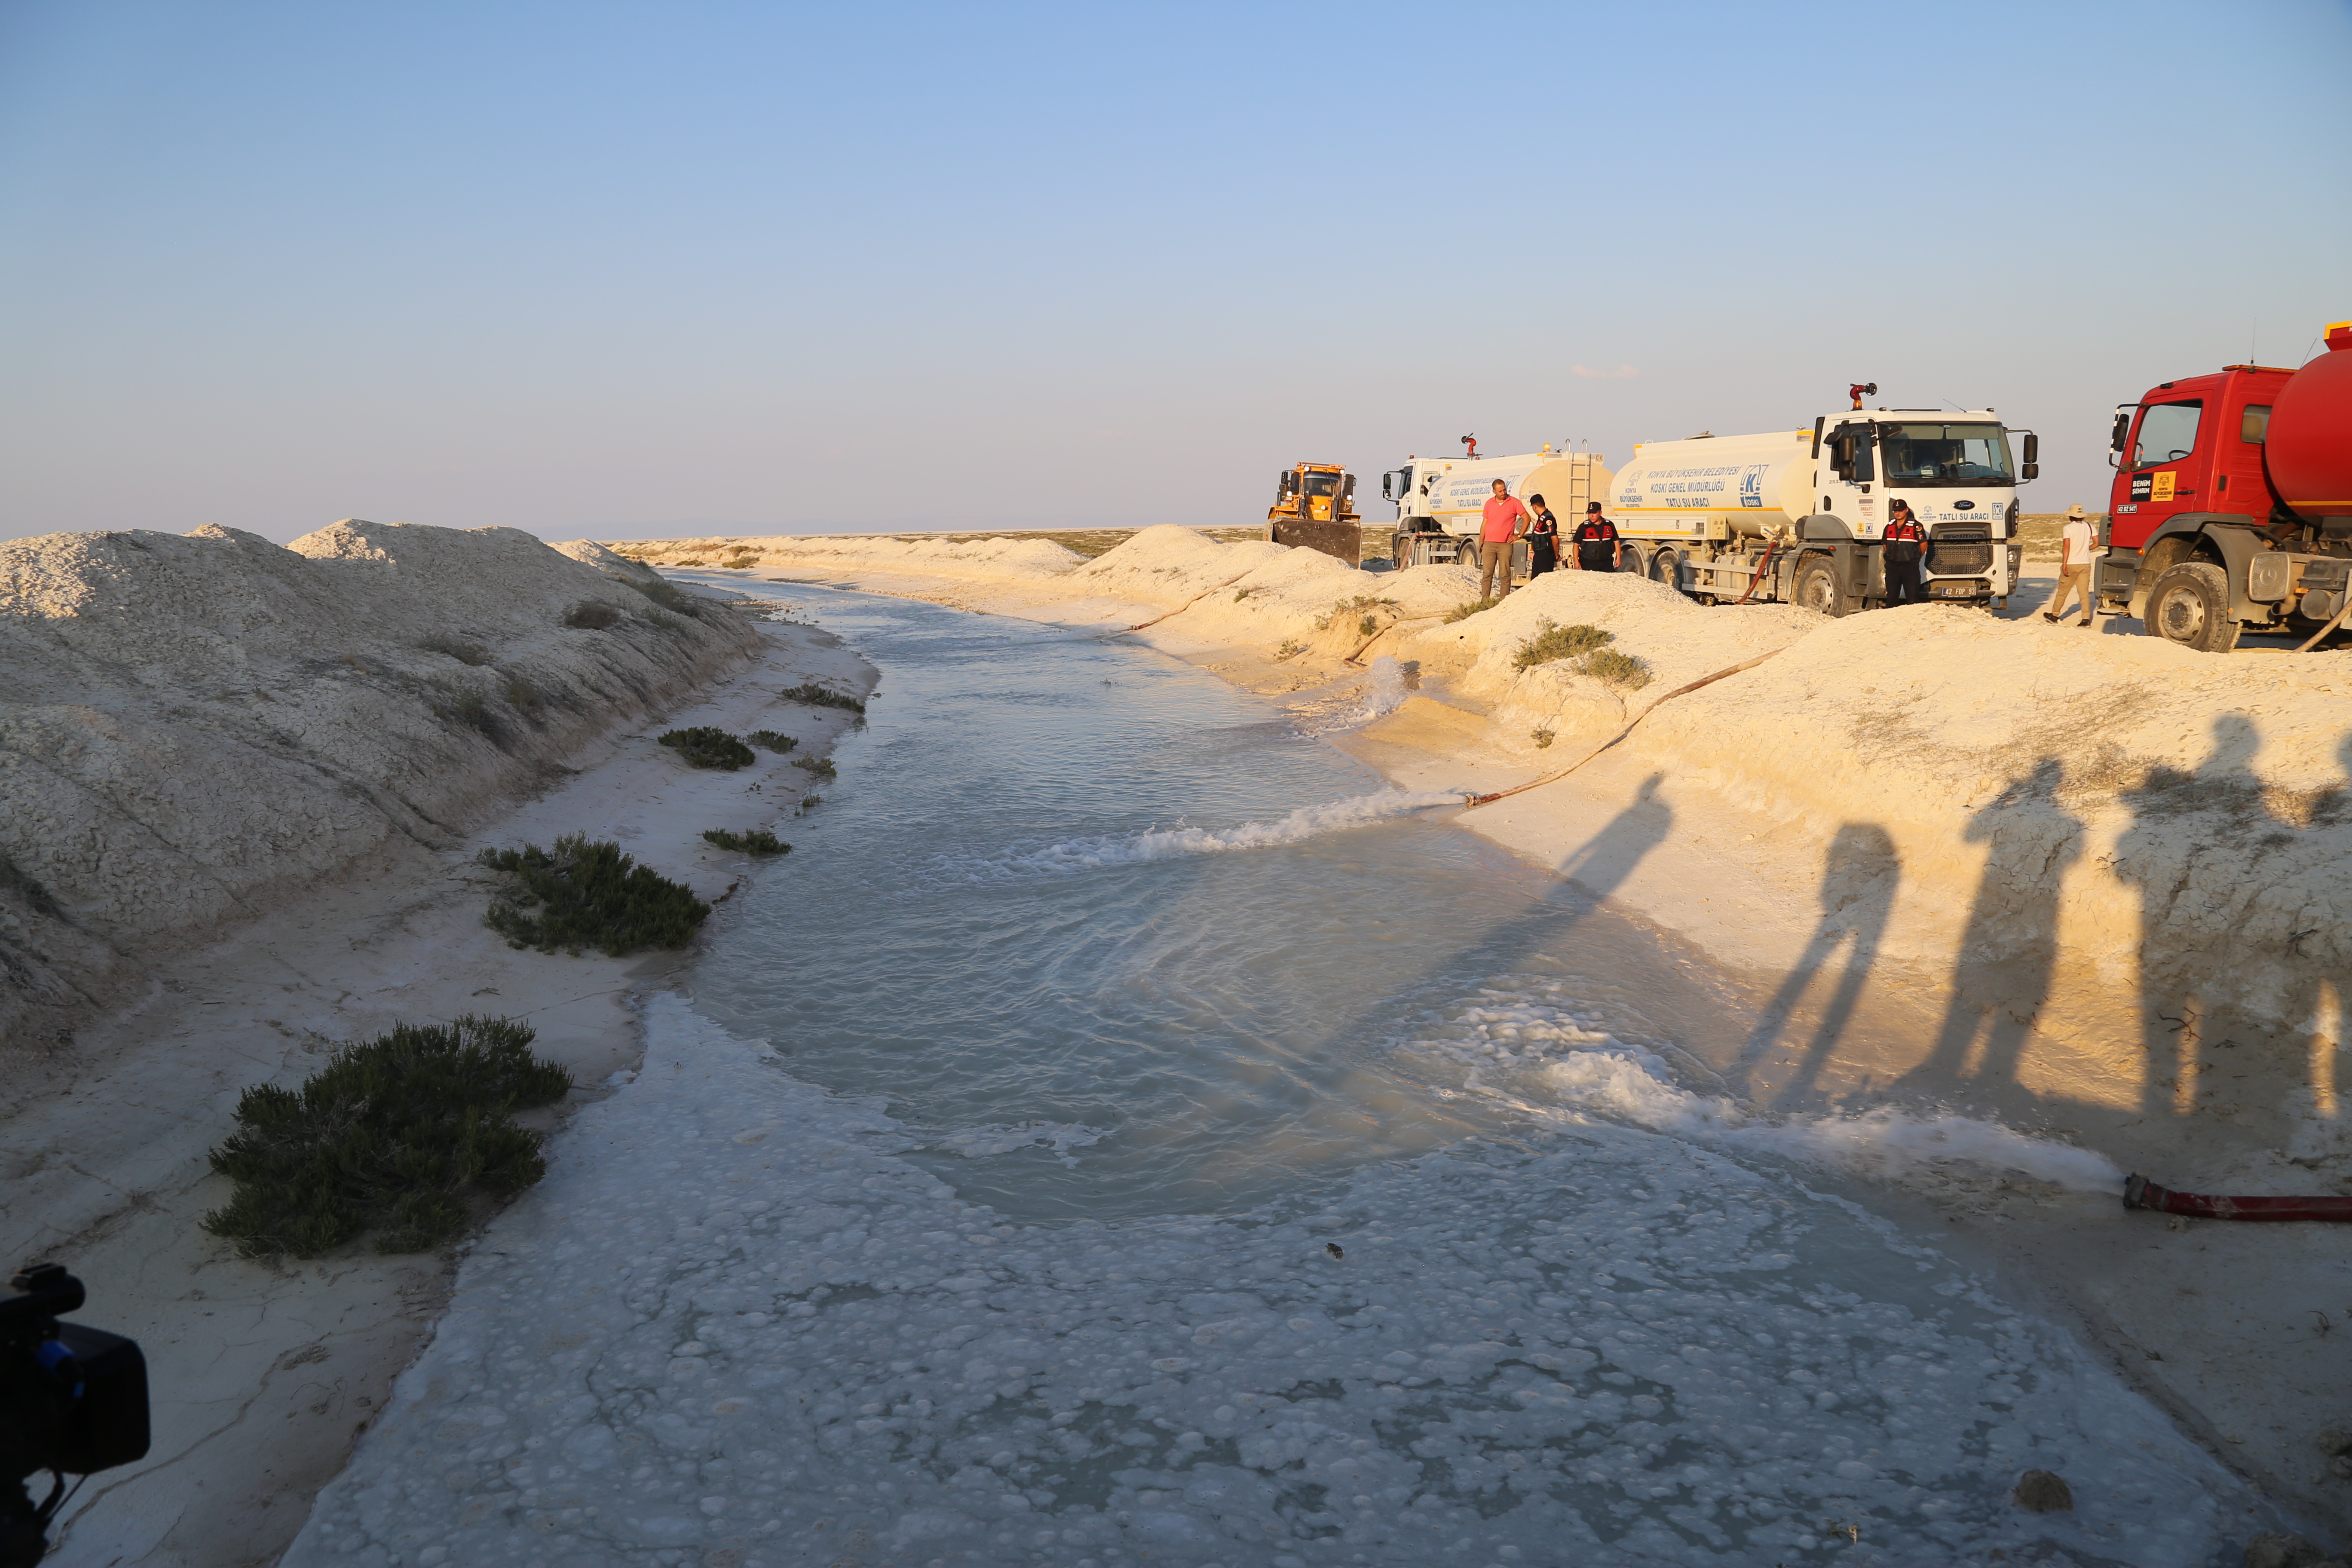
800, 794, 822, 809
702, 828, 791, 855
1532, 728, 1556, 749
503, 674, 545, 713
200, 1015, 571, 1259
1443, 597, 1501, 624
1357, 615, 1379, 637
746, 729, 797, 754
564, 603, 622, 630
421, 634, 491, 665
1579, 648, 1653, 690
437, 688, 499, 737
1513, 622, 1614, 670
644, 607, 689, 633
631, 578, 702, 618
1274, 638, 1306, 660
477, 833, 710, 955
659, 726, 756, 770
1313, 594, 1399, 631
781, 682, 865, 715
793, 755, 837, 779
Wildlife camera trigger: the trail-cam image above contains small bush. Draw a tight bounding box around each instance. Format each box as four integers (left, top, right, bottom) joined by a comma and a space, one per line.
631, 579, 702, 618
782, 683, 865, 715
1357, 615, 1379, 637
422, 634, 491, 666
478, 833, 710, 956
644, 607, 689, 633
200, 1016, 571, 1260
1234, 587, 1260, 603
702, 828, 791, 855
1313, 594, 1399, 631
1532, 728, 1556, 749
801, 794, 821, 809
437, 688, 499, 736
1443, 597, 1502, 624
793, 755, 837, 779
1514, 622, 1614, 671
564, 603, 622, 630
746, 729, 797, 754
659, 727, 756, 770
1579, 648, 1653, 690
503, 675, 545, 713
1274, 638, 1306, 660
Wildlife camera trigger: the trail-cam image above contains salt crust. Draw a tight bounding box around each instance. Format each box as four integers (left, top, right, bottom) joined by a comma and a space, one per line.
285, 995, 2258, 1568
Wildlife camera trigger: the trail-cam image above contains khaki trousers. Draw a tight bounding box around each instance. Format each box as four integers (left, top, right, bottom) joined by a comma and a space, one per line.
1478, 538, 1512, 600
2050, 564, 2095, 622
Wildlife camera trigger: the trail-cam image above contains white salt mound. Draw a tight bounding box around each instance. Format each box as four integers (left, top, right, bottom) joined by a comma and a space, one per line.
0, 521, 757, 1048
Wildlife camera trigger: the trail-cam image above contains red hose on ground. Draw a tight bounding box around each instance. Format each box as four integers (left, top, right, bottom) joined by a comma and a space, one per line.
2123, 1173, 2352, 1222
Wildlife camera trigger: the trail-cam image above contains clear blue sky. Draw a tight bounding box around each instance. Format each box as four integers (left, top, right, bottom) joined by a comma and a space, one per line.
3, 0, 2347, 543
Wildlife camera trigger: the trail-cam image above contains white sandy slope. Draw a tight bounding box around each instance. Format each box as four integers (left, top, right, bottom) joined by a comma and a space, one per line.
612, 524, 2352, 1531
0, 522, 880, 1566
0, 521, 763, 1058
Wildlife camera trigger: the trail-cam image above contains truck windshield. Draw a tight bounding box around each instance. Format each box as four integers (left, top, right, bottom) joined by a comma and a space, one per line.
1300, 473, 1340, 497
1879, 423, 2013, 486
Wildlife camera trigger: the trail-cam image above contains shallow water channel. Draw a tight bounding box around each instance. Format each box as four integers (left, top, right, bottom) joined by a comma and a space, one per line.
287, 584, 2264, 1568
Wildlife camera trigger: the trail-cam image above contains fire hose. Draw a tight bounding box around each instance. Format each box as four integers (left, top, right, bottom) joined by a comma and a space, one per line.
2123, 1173, 2352, 1222
1461, 646, 1789, 810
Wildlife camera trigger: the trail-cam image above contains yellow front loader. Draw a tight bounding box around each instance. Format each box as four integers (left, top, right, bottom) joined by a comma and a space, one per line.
1265, 462, 1363, 566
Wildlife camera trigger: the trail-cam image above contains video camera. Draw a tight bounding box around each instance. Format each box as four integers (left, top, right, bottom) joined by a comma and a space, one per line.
2, 1264, 149, 1568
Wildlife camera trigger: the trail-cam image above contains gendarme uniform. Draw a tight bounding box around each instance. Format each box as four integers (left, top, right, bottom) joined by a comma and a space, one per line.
1881, 510, 1927, 606
1573, 511, 1620, 573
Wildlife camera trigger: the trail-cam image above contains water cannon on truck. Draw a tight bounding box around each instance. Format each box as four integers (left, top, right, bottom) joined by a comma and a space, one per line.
2096, 319, 2352, 652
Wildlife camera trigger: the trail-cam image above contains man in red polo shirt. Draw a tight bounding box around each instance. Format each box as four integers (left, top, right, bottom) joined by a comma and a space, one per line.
1477, 479, 1528, 600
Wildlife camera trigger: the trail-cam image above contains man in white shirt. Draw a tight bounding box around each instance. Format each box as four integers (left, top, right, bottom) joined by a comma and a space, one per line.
2044, 504, 2100, 627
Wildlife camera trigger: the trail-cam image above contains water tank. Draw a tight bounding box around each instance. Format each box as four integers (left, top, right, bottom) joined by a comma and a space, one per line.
2270, 322, 2352, 519
1607, 429, 1816, 538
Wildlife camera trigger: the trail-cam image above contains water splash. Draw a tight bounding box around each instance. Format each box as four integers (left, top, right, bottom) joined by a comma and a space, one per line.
951, 787, 1464, 877
1414, 983, 2125, 1193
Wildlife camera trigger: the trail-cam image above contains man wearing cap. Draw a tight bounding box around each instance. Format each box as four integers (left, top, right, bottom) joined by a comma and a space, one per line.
1476, 479, 1529, 600
2044, 504, 2099, 627
1571, 502, 1621, 573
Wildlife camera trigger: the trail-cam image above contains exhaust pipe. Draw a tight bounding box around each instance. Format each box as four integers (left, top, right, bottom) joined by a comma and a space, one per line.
2123, 1173, 2352, 1222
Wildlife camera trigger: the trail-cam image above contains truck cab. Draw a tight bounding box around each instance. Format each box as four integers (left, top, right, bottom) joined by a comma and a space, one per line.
2098, 363, 2339, 651
1804, 410, 2028, 607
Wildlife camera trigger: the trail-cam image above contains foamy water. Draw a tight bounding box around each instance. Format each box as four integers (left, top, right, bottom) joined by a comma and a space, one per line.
949, 786, 1465, 879
279, 581, 2265, 1568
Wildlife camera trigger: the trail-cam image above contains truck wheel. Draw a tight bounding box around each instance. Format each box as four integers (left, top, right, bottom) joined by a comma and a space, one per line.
1617, 542, 1642, 575
1794, 555, 1850, 618
2143, 562, 2242, 653
1647, 547, 1680, 590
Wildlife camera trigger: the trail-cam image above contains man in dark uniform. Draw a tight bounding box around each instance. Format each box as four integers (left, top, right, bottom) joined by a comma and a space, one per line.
1881, 499, 1927, 606
1572, 502, 1620, 572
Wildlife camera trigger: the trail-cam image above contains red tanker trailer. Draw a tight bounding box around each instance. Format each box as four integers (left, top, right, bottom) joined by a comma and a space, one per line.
2098, 318, 2352, 651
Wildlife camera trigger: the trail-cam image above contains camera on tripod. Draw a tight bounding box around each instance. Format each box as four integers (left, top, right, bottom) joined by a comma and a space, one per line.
2, 1263, 150, 1568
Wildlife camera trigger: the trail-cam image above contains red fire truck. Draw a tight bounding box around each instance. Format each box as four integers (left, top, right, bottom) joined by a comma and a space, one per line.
2099, 319, 2352, 651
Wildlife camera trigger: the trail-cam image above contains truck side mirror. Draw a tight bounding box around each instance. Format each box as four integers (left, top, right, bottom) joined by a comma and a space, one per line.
1381, 473, 1394, 501
2020, 432, 2038, 482
2110, 412, 2131, 452
1343, 475, 1356, 501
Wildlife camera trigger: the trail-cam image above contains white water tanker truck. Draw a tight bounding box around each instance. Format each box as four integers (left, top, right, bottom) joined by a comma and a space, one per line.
1383, 403, 2032, 613
1380, 445, 1610, 568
